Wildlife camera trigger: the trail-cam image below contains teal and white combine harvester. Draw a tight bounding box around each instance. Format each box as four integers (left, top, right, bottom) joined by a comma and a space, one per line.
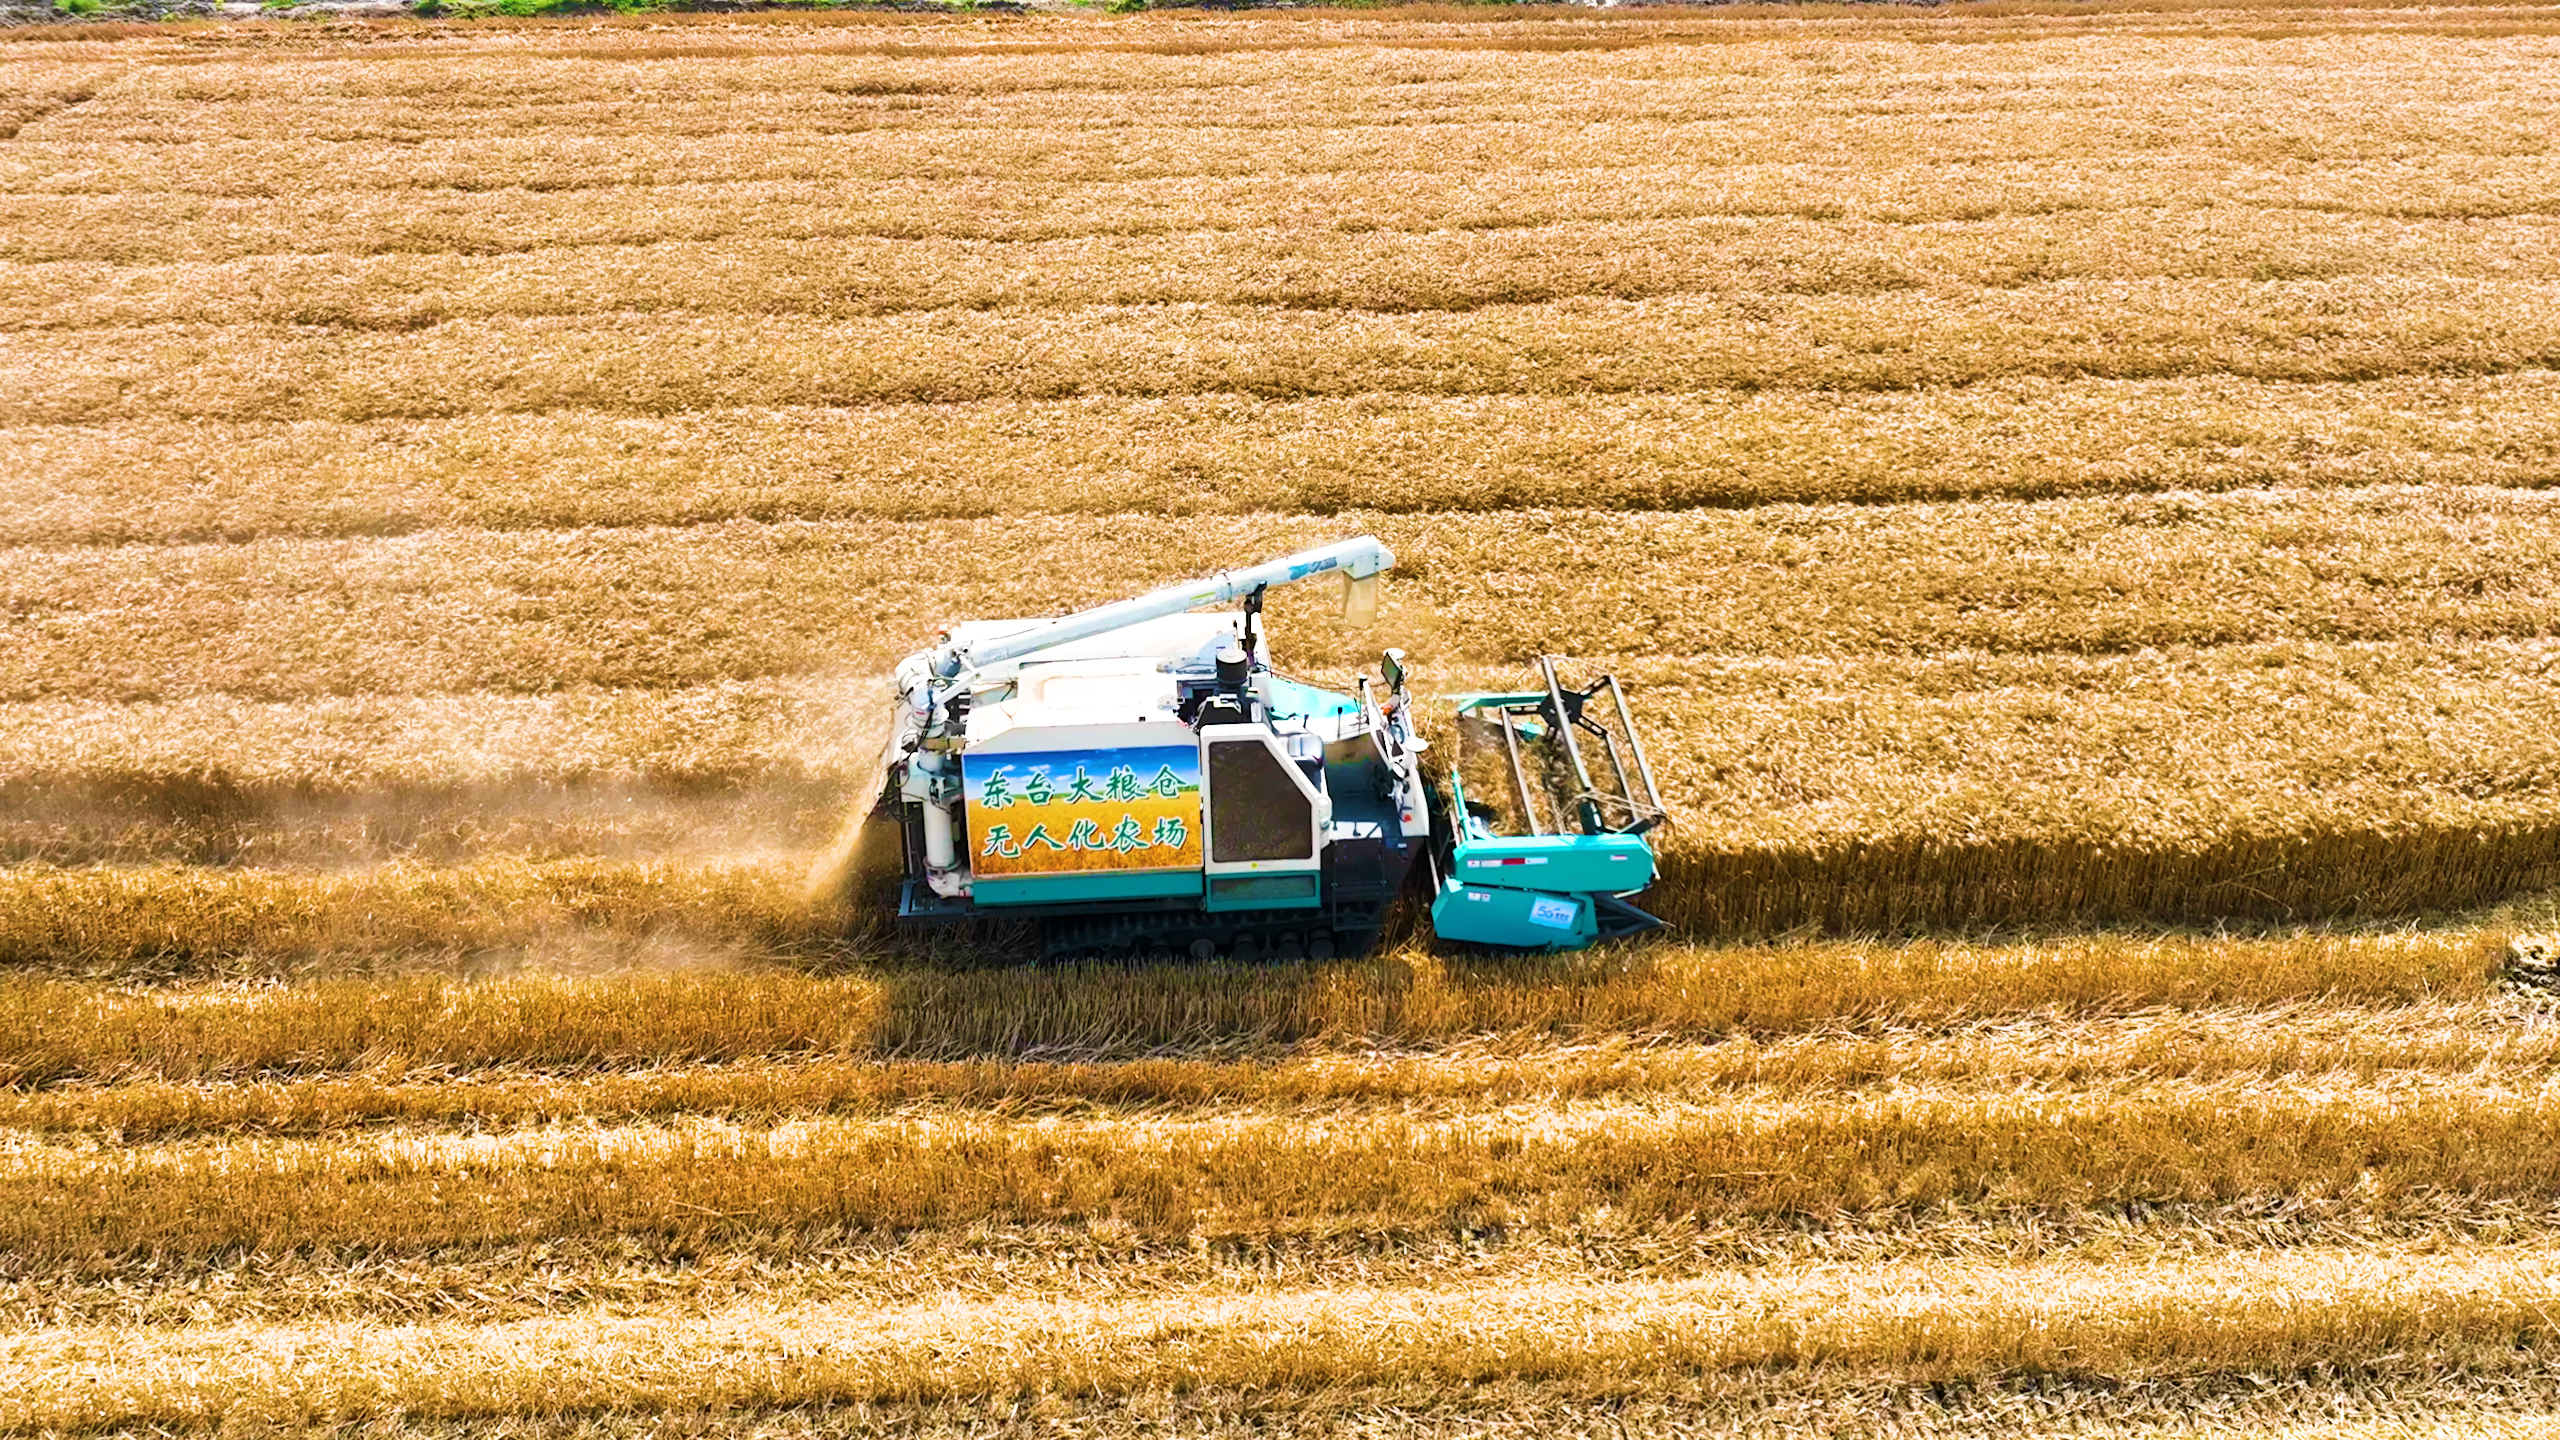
864, 536, 1667, 959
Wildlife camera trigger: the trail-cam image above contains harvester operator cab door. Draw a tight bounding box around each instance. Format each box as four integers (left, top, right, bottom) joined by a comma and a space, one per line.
1198, 724, 1331, 912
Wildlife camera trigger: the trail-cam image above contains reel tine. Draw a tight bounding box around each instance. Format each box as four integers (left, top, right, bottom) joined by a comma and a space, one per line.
1534, 657, 1669, 835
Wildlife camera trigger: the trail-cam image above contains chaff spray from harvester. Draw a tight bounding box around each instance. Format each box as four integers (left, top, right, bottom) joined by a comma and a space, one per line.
839, 537, 1666, 960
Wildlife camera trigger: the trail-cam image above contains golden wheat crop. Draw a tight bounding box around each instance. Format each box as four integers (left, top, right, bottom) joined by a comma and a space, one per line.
9, 375, 2560, 545
0, 931, 2499, 1084
9, 494, 2556, 699
0, 856, 838, 974
12, 998, 2544, 1139
13, 209, 2560, 333
11, 1243, 2560, 1427
17, 1078, 2560, 1260
8, 282, 2553, 428
8, 3, 2560, 1429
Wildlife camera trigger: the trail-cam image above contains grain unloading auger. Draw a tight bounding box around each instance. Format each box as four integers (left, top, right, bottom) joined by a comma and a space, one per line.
862, 536, 1667, 961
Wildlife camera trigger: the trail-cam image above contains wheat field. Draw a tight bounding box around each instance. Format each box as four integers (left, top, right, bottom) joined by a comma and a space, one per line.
7, 1, 2560, 1433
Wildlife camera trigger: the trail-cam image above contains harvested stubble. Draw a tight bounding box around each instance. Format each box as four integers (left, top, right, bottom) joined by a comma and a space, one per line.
6, 375, 2560, 545
28, 106, 2541, 204
0, 772, 848, 867
11, 1243, 2560, 1426
29, 129, 2339, 213
58, 34, 2530, 134
0, 676, 869, 860
0, 68, 105, 144
15, 27, 2557, 197
13, 96, 2494, 202
0, 679, 874, 787
16, 1203, 2560, 1332
0, 679, 870, 868
11, 30, 2560, 430
0, 969, 888, 1088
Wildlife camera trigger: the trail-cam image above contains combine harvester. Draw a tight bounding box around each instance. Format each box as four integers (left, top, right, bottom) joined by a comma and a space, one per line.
862, 536, 1667, 960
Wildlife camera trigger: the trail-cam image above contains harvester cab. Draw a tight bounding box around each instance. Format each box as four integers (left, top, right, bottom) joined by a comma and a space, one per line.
867, 536, 1665, 960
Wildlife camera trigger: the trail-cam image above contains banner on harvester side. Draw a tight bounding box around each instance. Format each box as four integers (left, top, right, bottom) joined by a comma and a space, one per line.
964, 746, 1204, 875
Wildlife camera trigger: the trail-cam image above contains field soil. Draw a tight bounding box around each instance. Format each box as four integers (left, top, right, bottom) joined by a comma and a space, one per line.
6, 0, 2560, 1432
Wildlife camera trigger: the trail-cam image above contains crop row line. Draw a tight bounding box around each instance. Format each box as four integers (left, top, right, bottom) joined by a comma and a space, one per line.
14, 220, 2560, 336
71, 12, 2524, 83
16, 1240, 2560, 1425
16, 187, 2558, 272
9, 496, 2558, 701
0, 850, 2496, 1000
11, 371, 2560, 545
27, 1, 2556, 73
11, 289, 2556, 427
10, 195, 2525, 269
1, 1006, 2542, 1137
13, 123, 2554, 204
8, 1087, 2560, 1256
35, 95, 2520, 158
